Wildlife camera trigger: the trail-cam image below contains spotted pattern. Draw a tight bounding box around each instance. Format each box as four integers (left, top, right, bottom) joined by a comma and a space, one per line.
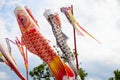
48, 14, 73, 62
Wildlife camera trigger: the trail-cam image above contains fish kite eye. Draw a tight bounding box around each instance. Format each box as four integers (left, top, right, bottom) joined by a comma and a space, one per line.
18, 14, 30, 29
20, 16, 26, 26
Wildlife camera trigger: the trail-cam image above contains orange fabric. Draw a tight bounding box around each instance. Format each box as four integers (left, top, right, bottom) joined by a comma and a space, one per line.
48, 56, 67, 80
15, 6, 75, 80
54, 14, 61, 28
63, 63, 74, 77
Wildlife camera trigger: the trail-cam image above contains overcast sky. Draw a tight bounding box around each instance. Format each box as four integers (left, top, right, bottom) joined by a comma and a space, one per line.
0, 0, 120, 80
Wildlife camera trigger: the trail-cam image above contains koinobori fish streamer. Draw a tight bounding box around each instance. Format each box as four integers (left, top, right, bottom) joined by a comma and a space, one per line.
43, 9, 81, 79
0, 43, 26, 80
61, 6, 101, 44
14, 5, 75, 80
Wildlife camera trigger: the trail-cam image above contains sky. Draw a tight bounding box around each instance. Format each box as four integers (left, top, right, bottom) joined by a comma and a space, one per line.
0, 0, 120, 80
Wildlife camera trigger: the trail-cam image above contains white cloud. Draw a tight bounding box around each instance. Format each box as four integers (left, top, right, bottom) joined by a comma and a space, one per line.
1, 0, 120, 80
67, 0, 120, 64
0, 0, 6, 9
0, 17, 9, 44
44, 0, 120, 71
0, 72, 9, 80
5, 0, 23, 7
86, 77, 101, 80
35, 1, 120, 79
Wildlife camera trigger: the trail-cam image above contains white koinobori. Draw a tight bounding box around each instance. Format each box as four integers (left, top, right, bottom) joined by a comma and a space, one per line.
0, 43, 26, 80
43, 9, 81, 80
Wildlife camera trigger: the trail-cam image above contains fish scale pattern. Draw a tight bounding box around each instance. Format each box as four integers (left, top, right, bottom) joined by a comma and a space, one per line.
22, 30, 57, 63
49, 15, 73, 61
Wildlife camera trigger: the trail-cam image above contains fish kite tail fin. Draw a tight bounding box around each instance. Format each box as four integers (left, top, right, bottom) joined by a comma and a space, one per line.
67, 60, 82, 80
62, 31, 69, 40
48, 56, 75, 80
76, 22, 101, 44
68, 60, 78, 77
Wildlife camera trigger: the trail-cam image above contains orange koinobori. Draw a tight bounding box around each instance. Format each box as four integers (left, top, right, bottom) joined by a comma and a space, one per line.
14, 5, 75, 80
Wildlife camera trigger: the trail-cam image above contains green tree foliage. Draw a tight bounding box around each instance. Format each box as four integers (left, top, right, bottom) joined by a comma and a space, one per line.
29, 62, 88, 80
79, 68, 88, 80
29, 46, 87, 80
109, 69, 120, 80
114, 69, 120, 80
109, 77, 114, 80
29, 62, 54, 80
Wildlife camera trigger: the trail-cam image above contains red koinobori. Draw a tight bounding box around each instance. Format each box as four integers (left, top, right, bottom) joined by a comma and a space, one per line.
14, 5, 75, 80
